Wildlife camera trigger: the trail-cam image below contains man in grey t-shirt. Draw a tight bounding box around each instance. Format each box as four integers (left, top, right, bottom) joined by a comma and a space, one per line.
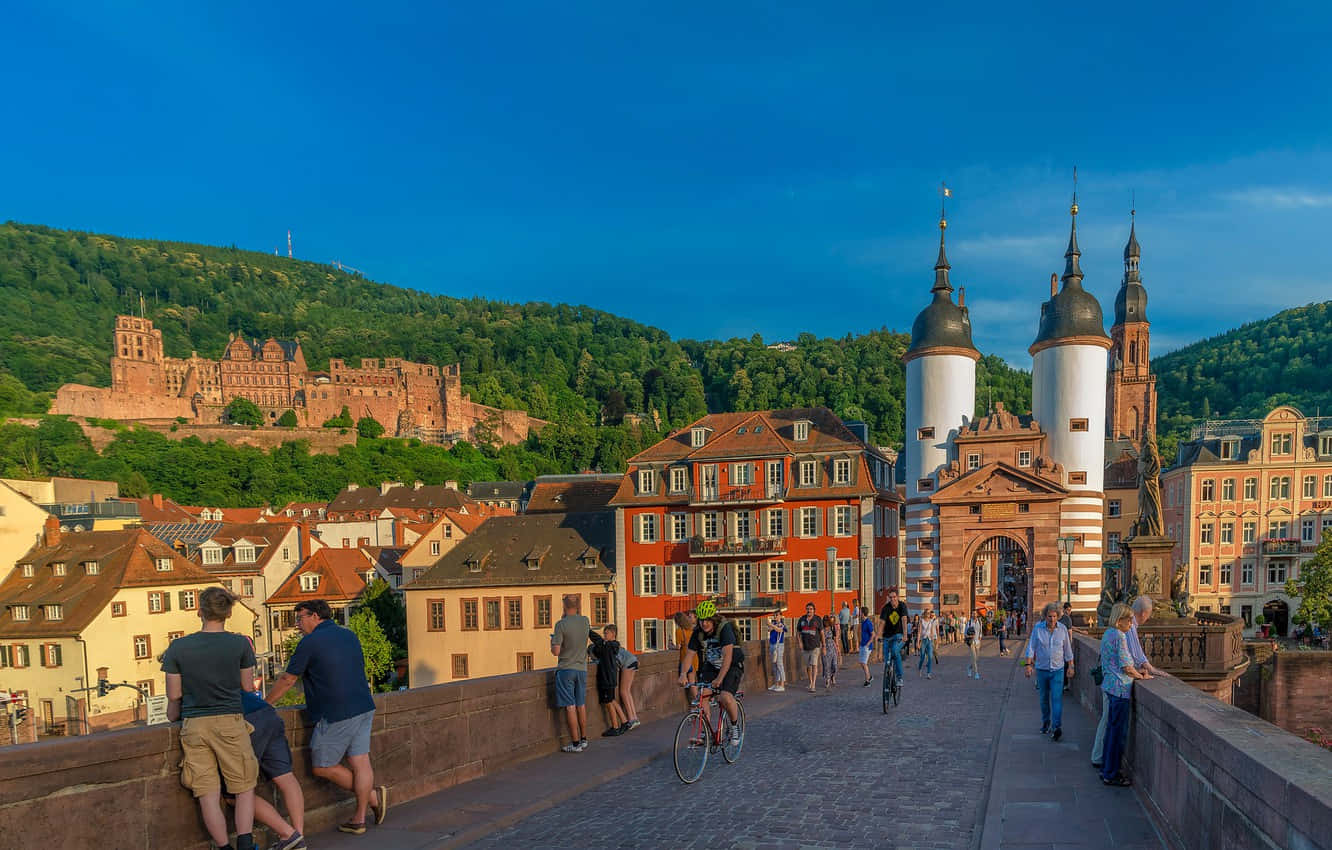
550, 595, 591, 752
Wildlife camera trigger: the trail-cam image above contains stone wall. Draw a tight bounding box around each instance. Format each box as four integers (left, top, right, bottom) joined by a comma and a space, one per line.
1245, 648, 1332, 739
0, 641, 769, 849
1067, 631, 1332, 850
140, 423, 357, 455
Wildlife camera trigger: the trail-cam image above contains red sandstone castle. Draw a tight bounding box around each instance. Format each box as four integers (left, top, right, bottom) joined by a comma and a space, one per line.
53, 315, 539, 444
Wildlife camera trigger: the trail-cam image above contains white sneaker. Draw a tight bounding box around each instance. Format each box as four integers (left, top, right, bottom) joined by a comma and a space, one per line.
729, 727, 742, 746
772, 685, 785, 692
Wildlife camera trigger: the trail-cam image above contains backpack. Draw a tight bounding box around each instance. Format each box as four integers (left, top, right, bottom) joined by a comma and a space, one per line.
964, 623, 976, 645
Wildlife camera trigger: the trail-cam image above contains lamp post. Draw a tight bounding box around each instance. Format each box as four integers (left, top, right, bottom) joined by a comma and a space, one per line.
826, 545, 838, 617
1056, 535, 1077, 609
859, 543, 871, 612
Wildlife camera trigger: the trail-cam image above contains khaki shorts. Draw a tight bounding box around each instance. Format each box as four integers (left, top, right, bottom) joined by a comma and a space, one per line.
180, 714, 259, 797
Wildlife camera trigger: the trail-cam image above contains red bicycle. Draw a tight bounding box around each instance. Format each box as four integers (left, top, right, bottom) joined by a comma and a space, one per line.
673, 682, 746, 784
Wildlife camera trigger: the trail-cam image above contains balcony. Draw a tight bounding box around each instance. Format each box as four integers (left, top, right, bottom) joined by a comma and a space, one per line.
1260, 538, 1299, 556
689, 483, 787, 506
665, 592, 788, 619
687, 536, 786, 558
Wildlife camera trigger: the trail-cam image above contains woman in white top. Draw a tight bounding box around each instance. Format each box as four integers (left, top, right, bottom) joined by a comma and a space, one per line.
916, 609, 940, 678
965, 609, 984, 680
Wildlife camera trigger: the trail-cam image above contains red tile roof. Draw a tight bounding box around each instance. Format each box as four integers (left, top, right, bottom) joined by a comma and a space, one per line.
266, 548, 374, 606
525, 475, 622, 514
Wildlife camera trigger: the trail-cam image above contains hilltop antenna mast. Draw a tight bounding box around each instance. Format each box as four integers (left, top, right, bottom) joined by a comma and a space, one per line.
287, 230, 293, 259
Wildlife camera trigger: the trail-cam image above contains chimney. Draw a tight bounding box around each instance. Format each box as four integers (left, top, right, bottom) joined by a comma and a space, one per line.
1050, 273, 1058, 297
413, 480, 424, 490
151, 493, 164, 509
380, 481, 401, 496
444, 480, 458, 491
43, 515, 61, 548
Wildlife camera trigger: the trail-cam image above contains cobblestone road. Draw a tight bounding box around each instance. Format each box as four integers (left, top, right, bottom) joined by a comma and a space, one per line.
476, 639, 1013, 850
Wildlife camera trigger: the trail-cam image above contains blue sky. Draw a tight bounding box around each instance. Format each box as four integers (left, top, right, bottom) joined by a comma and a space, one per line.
5, 2, 1332, 363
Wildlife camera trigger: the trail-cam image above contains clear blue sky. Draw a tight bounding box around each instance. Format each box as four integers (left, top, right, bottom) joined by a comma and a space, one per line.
5, 2, 1331, 363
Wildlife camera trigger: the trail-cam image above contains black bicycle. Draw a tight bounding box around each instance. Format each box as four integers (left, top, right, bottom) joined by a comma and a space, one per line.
882, 641, 901, 712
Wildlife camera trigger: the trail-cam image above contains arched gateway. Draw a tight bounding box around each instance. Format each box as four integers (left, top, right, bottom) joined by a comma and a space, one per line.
970, 534, 1030, 614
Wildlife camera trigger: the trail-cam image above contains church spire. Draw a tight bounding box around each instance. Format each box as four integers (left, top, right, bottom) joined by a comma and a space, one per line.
1123, 206, 1141, 283
1061, 167, 1084, 288
932, 182, 953, 294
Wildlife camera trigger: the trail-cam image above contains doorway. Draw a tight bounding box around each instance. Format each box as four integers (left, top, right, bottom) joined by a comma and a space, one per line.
972, 536, 1029, 615
1263, 599, 1289, 636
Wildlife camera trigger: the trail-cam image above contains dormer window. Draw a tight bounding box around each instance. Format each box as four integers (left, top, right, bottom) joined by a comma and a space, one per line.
51, 562, 66, 576
202, 546, 222, 565
834, 458, 852, 485
467, 558, 483, 573
155, 557, 173, 572
690, 427, 708, 448
235, 545, 256, 564
12, 605, 29, 621
44, 605, 62, 621
526, 557, 540, 571
84, 561, 99, 575
299, 574, 320, 592
1320, 435, 1332, 457
670, 466, 688, 493
1220, 439, 1239, 461
1271, 432, 1293, 456
20, 564, 33, 578
637, 469, 657, 495
794, 420, 811, 442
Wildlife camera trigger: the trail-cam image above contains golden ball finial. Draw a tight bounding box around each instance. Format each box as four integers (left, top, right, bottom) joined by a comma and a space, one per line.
939, 217, 947, 231
1070, 202, 1079, 216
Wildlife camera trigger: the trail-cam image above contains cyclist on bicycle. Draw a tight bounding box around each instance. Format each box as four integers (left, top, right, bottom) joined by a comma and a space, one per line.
877, 587, 909, 689
676, 601, 744, 746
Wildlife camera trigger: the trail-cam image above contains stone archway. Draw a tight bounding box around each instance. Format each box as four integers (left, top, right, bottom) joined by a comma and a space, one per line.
967, 534, 1030, 616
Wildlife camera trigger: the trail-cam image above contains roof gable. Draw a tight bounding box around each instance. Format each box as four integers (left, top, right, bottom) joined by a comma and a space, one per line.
931, 462, 1068, 504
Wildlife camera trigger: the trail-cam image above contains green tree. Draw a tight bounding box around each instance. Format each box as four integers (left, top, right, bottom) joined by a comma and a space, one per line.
121, 470, 150, 497
322, 406, 353, 428
1288, 530, 1332, 630
224, 397, 263, 426
348, 608, 394, 689
277, 409, 299, 427
356, 416, 385, 438
359, 578, 406, 654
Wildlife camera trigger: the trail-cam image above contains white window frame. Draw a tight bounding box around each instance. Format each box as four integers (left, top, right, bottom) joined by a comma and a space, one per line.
44, 604, 62, 621
1268, 561, 1287, 584
799, 461, 816, 487
1244, 477, 1257, 500
1242, 521, 1256, 544
12, 605, 29, 621
1302, 518, 1316, 543
794, 421, 810, 441
702, 512, 719, 540
670, 513, 687, 542
1017, 450, 1031, 468
835, 505, 854, 536
735, 511, 751, 540
1201, 480, 1214, 501
670, 467, 688, 493
202, 546, 222, 565
638, 514, 658, 543
768, 561, 786, 592
637, 468, 656, 495
671, 563, 689, 596
734, 563, 752, 595
800, 559, 820, 592
148, 593, 164, 613
639, 618, 662, 651
155, 557, 173, 572
835, 558, 854, 590
703, 563, 721, 594
766, 509, 784, 538
430, 540, 441, 556
1199, 522, 1213, 544
1222, 479, 1235, 501
1221, 522, 1234, 545
732, 463, 753, 485
1241, 561, 1254, 586
1304, 476, 1317, 499
1220, 561, 1232, 586
1107, 532, 1120, 554
834, 458, 852, 484
800, 507, 817, 538
299, 574, 320, 592
1198, 562, 1212, 585
235, 546, 255, 564
966, 452, 981, 472
638, 565, 658, 596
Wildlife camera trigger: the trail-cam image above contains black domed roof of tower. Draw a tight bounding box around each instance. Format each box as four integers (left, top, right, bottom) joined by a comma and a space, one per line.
906, 217, 979, 357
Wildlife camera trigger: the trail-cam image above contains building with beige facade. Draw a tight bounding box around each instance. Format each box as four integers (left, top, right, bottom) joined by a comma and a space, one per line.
0, 519, 257, 736
266, 548, 390, 651
405, 511, 613, 685
398, 510, 488, 586
1162, 405, 1332, 636
0, 482, 50, 582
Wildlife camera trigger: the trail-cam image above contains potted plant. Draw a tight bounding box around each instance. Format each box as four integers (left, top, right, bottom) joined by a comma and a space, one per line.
1255, 613, 1268, 638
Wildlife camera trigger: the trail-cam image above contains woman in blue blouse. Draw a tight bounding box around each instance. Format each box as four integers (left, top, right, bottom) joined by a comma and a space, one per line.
1099, 602, 1151, 786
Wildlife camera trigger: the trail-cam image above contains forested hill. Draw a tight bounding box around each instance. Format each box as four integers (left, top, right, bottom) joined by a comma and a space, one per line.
1154, 301, 1332, 436
0, 221, 1031, 447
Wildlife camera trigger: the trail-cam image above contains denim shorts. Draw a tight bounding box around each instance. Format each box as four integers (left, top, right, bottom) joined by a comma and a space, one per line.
310, 709, 374, 768
555, 669, 586, 707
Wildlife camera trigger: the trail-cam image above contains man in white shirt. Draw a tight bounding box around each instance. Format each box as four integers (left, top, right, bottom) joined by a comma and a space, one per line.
965, 610, 984, 680
1023, 602, 1075, 741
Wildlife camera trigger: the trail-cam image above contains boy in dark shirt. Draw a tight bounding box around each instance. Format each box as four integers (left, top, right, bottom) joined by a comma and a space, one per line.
162, 587, 259, 850
587, 628, 628, 735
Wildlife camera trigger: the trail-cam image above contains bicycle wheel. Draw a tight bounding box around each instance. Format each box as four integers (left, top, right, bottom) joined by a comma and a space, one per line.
892, 673, 901, 707
882, 666, 893, 714
721, 700, 746, 763
673, 710, 711, 784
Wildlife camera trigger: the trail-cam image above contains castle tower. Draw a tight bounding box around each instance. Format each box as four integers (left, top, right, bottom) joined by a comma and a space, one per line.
1029, 190, 1111, 614
110, 315, 165, 395
902, 204, 979, 612
1106, 211, 1157, 442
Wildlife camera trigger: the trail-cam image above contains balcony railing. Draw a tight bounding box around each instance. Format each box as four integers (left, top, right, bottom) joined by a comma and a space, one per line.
1260, 538, 1300, 556
689, 483, 787, 506
687, 536, 786, 558
665, 593, 788, 619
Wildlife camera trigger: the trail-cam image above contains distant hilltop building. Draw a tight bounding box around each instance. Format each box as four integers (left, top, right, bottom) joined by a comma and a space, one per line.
52, 315, 540, 445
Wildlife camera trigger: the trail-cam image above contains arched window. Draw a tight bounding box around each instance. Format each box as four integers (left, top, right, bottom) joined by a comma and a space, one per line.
1128, 340, 1137, 364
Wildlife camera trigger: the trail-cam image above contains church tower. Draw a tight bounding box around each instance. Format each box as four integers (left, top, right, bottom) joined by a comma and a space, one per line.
1029, 187, 1111, 614
902, 201, 979, 612
1106, 211, 1157, 442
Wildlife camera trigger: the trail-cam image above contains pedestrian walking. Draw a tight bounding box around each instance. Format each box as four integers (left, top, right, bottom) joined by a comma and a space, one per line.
838, 602, 853, 654
1091, 596, 1163, 770
1023, 602, 1075, 741
767, 611, 787, 692
917, 609, 939, 678
996, 613, 1008, 656
857, 606, 875, 687
796, 603, 823, 693
1098, 603, 1151, 786
965, 609, 983, 679
1059, 602, 1073, 630
551, 595, 591, 752
902, 614, 914, 658
162, 587, 260, 850
266, 599, 387, 834
821, 615, 840, 689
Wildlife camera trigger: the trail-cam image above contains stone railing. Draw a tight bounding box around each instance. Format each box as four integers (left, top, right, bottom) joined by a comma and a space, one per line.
0, 641, 771, 849
1067, 631, 1332, 850
1088, 612, 1249, 702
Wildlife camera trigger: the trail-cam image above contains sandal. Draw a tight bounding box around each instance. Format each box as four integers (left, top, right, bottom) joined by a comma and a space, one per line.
338, 821, 367, 835
1101, 774, 1132, 787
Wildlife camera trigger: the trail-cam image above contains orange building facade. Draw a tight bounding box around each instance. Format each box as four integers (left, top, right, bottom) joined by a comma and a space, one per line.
610, 408, 899, 653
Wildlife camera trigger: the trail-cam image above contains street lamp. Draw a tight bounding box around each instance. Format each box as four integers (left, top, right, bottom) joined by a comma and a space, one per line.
859, 543, 871, 612
1056, 536, 1077, 609
826, 545, 838, 616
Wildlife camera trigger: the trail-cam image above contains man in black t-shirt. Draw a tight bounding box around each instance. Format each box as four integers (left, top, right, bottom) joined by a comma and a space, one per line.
795, 602, 823, 693
877, 588, 909, 685
677, 612, 745, 745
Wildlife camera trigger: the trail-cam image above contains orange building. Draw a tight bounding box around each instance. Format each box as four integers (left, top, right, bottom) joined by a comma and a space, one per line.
610, 408, 899, 652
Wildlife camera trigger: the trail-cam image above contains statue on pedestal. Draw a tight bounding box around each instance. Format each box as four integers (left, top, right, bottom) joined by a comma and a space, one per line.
1132, 432, 1164, 540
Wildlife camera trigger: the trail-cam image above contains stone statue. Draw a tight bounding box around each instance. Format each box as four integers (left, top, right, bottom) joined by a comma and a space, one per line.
1170, 563, 1194, 617
1133, 432, 1165, 539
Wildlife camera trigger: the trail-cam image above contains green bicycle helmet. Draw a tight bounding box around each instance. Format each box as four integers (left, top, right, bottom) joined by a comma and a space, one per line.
694, 600, 717, 619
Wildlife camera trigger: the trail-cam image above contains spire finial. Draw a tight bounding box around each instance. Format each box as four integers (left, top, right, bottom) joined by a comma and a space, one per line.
1070, 166, 1079, 217
932, 182, 953, 294
1060, 167, 1083, 288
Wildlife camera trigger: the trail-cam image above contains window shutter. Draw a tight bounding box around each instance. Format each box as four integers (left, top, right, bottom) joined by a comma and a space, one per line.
163, 592, 172, 612
685, 513, 694, 538
636, 619, 644, 652
53, 645, 61, 666
784, 561, 793, 592
632, 565, 642, 596
814, 508, 823, 538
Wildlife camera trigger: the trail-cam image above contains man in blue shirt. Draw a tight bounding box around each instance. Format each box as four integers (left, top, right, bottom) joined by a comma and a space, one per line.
1023, 601, 1075, 741
267, 600, 387, 836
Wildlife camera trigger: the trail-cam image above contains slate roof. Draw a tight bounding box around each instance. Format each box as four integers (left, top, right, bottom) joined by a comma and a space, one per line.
326, 483, 477, 516
466, 481, 527, 501
407, 512, 614, 590
525, 475, 622, 514
907, 230, 978, 357
145, 521, 297, 575
0, 528, 225, 637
